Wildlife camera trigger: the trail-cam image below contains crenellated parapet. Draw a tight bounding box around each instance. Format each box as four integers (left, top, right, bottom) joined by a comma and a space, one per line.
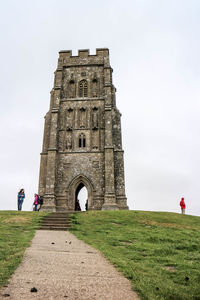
58, 48, 109, 59
57, 48, 111, 70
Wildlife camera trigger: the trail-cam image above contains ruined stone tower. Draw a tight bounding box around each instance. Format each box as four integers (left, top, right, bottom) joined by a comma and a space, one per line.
38, 48, 128, 211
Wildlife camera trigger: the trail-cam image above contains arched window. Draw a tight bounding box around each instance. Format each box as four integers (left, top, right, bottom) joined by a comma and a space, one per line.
79, 80, 88, 97
78, 133, 86, 148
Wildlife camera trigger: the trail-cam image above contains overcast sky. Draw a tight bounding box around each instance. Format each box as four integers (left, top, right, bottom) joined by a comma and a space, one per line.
0, 0, 200, 215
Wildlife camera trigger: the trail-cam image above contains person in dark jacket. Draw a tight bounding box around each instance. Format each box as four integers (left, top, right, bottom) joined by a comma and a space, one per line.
17, 189, 25, 211
75, 199, 81, 211
38, 195, 43, 211
85, 199, 88, 211
180, 197, 186, 214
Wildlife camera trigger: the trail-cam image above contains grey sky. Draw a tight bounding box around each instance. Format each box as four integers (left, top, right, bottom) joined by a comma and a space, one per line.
0, 0, 200, 215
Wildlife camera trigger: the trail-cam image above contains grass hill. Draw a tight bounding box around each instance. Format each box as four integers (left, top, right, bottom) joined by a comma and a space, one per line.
0, 210, 199, 299
0, 211, 47, 289
70, 210, 200, 300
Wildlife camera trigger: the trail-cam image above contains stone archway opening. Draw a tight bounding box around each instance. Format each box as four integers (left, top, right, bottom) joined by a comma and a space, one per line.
75, 183, 88, 211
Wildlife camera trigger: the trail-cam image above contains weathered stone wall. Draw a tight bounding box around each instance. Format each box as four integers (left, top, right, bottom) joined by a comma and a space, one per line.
38, 48, 128, 211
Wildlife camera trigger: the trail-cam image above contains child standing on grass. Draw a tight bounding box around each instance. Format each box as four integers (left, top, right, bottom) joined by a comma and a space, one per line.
33, 194, 39, 211
180, 197, 186, 214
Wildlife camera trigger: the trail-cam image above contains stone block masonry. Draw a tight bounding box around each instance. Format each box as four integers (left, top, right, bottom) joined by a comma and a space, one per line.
38, 48, 128, 211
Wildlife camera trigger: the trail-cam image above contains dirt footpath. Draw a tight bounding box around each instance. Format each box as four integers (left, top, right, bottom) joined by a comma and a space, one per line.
0, 230, 140, 300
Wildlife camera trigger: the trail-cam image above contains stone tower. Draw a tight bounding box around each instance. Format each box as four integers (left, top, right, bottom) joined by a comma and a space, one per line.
38, 48, 128, 211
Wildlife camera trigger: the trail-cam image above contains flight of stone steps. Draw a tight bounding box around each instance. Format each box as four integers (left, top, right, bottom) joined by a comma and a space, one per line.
40, 212, 74, 231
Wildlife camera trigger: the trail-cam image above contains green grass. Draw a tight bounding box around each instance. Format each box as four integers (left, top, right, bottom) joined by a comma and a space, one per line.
0, 210, 48, 288
70, 211, 200, 300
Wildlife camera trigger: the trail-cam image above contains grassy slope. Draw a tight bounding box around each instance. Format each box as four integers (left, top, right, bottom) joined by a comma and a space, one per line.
0, 211, 48, 288
70, 211, 200, 300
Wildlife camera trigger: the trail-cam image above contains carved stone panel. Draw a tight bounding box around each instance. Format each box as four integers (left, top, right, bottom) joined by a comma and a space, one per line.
92, 129, 99, 149
68, 80, 76, 98
66, 129, 72, 150
79, 107, 86, 128
92, 78, 98, 97
66, 108, 74, 130
92, 107, 98, 129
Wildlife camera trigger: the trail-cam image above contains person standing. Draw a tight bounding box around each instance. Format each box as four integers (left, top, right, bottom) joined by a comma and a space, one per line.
33, 194, 39, 211
38, 195, 43, 211
180, 197, 186, 214
75, 199, 81, 211
85, 199, 88, 211
17, 189, 25, 211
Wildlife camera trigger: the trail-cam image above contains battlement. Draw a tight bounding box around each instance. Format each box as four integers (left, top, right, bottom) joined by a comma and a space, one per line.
59, 48, 109, 58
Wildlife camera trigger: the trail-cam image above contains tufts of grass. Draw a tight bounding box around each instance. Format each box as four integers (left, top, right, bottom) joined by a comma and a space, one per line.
70, 210, 200, 300
0, 210, 48, 288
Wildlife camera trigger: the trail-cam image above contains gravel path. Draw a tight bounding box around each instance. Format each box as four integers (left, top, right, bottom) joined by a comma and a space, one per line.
0, 230, 140, 300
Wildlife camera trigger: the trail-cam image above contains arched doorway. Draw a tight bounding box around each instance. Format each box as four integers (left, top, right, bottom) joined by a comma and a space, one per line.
75, 183, 88, 211
68, 174, 94, 211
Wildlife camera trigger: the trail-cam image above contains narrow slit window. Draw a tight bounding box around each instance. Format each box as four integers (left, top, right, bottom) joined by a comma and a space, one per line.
83, 137, 86, 147
79, 137, 82, 147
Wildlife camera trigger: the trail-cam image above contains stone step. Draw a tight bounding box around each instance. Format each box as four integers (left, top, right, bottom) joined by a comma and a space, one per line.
40, 225, 71, 229
55, 208, 81, 213
39, 212, 73, 230
41, 220, 72, 224
43, 214, 71, 217
39, 226, 70, 231
46, 214, 71, 217
40, 222, 71, 227
40, 223, 72, 227
42, 217, 71, 221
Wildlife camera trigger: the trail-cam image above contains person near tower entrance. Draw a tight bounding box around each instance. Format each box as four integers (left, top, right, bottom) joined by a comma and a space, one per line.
75, 199, 81, 211
17, 189, 25, 211
85, 199, 88, 211
180, 197, 186, 214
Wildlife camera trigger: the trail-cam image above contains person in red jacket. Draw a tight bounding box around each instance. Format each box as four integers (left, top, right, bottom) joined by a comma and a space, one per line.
180, 197, 186, 214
